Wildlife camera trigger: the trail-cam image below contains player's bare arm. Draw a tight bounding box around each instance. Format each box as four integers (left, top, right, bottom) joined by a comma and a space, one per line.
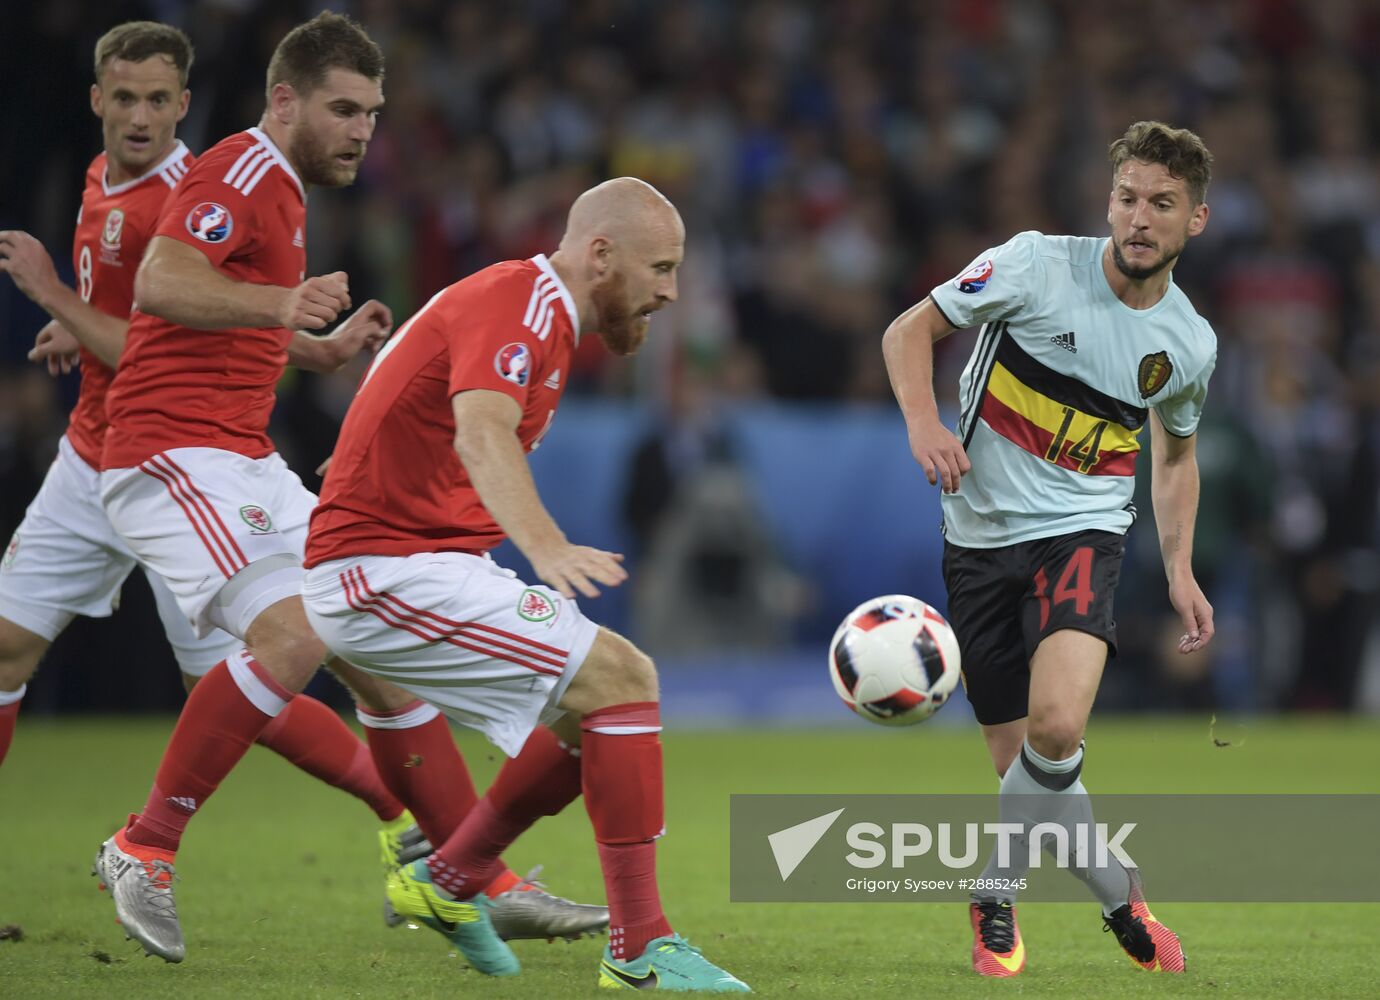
288, 299, 392, 373
0, 229, 130, 368
451, 389, 627, 600
135, 235, 350, 331
882, 295, 971, 494
1149, 409, 1214, 654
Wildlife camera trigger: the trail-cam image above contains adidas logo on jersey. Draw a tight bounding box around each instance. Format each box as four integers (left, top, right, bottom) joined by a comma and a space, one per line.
544, 368, 562, 390
1050, 331, 1078, 353
292, 226, 305, 248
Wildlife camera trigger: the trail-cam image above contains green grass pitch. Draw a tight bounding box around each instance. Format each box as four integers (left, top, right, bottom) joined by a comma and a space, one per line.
1, 715, 1376, 998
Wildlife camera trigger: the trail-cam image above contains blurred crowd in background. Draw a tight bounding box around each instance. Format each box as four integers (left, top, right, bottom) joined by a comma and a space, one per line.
2, 0, 1378, 718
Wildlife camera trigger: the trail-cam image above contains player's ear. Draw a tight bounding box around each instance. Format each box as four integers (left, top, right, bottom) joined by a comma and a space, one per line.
176, 88, 191, 123
590, 235, 612, 276
90, 83, 103, 119
269, 82, 297, 125
1187, 201, 1209, 238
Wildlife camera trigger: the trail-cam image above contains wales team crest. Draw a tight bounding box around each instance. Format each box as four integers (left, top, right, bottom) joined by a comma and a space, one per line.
1137, 351, 1173, 398
239, 504, 274, 534
102, 209, 125, 251
517, 588, 557, 623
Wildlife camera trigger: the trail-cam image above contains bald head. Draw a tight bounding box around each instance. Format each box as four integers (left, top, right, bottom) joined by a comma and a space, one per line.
548, 177, 685, 357
559, 176, 683, 251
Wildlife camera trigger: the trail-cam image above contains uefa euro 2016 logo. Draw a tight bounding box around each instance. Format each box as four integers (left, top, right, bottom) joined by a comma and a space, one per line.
954, 259, 994, 294
494, 342, 531, 387
186, 202, 233, 243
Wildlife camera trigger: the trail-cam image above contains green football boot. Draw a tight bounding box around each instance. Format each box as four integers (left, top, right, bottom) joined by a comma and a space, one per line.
378, 811, 432, 927
385, 859, 519, 977
598, 934, 749, 992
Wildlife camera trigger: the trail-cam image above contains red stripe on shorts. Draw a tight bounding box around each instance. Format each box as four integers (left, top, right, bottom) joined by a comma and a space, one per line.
140, 459, 241, 578
159, 454, 250, 566
340, 567, 563, 677
353, 567, 566, 666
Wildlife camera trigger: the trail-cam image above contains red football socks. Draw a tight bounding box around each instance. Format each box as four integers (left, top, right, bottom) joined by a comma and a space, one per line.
0, 695, 20, 767
582, 702, 671, 960
358, 701, 481, 847
127, 655, 288, 852
427, 726, 583, 898
257, 694, 404, 821
489, 725, 584, 824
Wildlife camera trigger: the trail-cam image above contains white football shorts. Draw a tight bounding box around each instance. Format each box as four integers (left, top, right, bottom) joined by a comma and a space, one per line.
100, 447, 317, 640
302, 552, 599, 756
0, 435, 238, 674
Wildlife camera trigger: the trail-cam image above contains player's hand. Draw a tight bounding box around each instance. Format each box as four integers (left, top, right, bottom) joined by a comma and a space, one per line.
0, 230, 61, 306
528, 542, 628, 600
279, 271, 351, 331
315, 455, 333, 477
906, 417, 971, 493
327, 298, 393, 354
1168, 575, 1214, 654
27, 320, 81, 375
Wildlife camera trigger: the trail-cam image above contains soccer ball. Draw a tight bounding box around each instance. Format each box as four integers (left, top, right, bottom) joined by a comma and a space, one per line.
828, 595, 961, 726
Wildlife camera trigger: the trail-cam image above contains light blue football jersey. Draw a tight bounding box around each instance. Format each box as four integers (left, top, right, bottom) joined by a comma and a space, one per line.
927, 231, 1216, 548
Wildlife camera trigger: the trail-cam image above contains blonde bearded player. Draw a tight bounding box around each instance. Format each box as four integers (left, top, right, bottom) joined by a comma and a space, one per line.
884, 121, 1215, 977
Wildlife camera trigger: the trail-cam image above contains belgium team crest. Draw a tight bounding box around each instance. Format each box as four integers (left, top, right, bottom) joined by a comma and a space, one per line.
1137, 351, 1173, 398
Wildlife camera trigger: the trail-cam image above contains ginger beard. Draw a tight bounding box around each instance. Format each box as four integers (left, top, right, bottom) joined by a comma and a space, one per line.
289, 122, 364, 188
592, 269, 656, 356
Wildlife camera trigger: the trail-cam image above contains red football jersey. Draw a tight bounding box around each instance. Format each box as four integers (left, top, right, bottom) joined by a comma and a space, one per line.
305, 255, 579, 566
66, 141, 192, 468
102, 127, 307, 470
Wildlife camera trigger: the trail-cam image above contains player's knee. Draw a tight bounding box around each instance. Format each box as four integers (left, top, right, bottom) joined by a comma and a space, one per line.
328, 659, 416, 713
561, 630, 659, 714
0, 619, 48, 690
1025, 722, 1083, 763
593, 644, 658, 705
245, 617, 326, 691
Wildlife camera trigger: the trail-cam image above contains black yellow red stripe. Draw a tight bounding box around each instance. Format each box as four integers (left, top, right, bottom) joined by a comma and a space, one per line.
978, 334, 1146, 476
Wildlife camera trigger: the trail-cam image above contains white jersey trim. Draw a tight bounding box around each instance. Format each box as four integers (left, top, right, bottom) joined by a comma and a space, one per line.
101, 140, 191, 196
158, 156, 190, 188
237, 127, 305, 200
529, 254, 581, 344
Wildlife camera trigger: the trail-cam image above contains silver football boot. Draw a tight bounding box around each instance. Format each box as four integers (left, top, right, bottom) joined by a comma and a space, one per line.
489, 866, 610, 942
93, 834, 185, 962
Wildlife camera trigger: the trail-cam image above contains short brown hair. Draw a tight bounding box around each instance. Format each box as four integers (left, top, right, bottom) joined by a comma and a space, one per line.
1108, 121, 1214, 205
94, 21, 194, 89
265, 11, 384, 100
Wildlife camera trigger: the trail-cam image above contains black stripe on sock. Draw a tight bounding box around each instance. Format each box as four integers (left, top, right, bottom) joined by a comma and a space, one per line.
1019, 745, 1082, 791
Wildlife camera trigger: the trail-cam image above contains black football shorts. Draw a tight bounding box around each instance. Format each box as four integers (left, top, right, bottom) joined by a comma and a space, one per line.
941, 528, 1124, 725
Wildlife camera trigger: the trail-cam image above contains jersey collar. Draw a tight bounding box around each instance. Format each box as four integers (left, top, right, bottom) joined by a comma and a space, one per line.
101, 140, 190, 196
245, 126, 306, 200
530, 253, 581, 344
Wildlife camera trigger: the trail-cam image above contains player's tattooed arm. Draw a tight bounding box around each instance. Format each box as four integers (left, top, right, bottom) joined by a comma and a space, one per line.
451, 389, 627, 600
0, 230, 128, 368
882, 296, 971, 493
1149, 410, 1214, 653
